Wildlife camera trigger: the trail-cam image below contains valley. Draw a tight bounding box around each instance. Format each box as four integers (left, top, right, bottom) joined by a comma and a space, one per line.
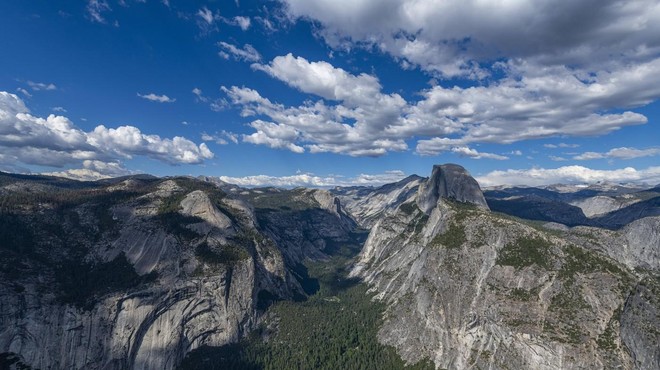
0, 164, 658, 370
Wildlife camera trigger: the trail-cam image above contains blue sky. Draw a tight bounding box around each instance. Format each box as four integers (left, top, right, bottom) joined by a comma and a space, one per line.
1, 0, 659, 187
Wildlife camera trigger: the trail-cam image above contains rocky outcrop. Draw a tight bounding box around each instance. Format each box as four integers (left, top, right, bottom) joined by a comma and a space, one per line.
417, 164, 489, 214
0, 261, 257, 370
593, 196, 660, 229
247, 188, 360, 265
332, 175, 423, 228
570, 195, 633, 218
570, 216, 660, 273
351, 164, 657, 370
0, 176, 354, 370
620, 278, 660, 370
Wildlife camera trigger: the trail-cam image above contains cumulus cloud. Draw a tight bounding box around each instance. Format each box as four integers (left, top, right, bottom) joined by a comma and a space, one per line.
280, 0, 660, 79
224, 54, 409, 156
226, 54, 658, 158
574, 147, 660, 160
242, 120, 304, 153
219, 169, 407, 188
262, 1, 660, 158
218, 42, 261, 62
43, 160, 133, 181
0, 91, 214, 172
477, 166, 660, 187
137, 93, 176, 103
252, 53, 382, 104
27, 81, 57, 91
411, 59, 657, 145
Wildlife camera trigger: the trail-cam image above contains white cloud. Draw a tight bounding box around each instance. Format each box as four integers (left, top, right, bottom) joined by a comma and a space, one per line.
411, 59, 658, 145
242, 120, 304, 153
197, 7, 215, 24
192, 87, 208, 102
137, 92, 176, 103
574, 147, 660, 160
268, 1, 660, 158
192, 87, 228, 111
416, 140, 508, 159
226, 54, 659, 158
218, 42, 261, 62
201, 130, 238, 145
281, 0, 660, 79
43, 160, 133, 181
549, 156, 568, 162
0, 91, 214, 170
27, 81, 57, 91
252, 53, 382, 104
52, 107, 67, 113
450, 146, 508, 160
219, 169, 407, 188
233, 16, 251, 30
16, 88, 32, 98
477, 165, 660, 187
544, 143, 580, 149
87, 125, 213, 164
86, 0, 111, 23
224, 54, 410, 156
196, 6, 222, 33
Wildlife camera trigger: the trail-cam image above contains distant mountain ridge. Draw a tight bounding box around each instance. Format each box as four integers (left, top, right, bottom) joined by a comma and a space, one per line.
0, 167, 658, 370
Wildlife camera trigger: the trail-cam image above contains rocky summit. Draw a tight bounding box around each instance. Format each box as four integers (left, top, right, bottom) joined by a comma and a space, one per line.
417, 164, 490, 214
1, 165, 659, 370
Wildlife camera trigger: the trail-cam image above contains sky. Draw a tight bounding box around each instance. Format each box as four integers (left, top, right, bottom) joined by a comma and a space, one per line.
1, 0, 659, 187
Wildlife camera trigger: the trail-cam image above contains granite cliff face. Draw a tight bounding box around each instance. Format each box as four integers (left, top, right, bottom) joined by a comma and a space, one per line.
1, 167, 658, 370
332, 175, 423, 228
417, 164, 489, 213
351, 164, 659, 370
0, 174, 357, 369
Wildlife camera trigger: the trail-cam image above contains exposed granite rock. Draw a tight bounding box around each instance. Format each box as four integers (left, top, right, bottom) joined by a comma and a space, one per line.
332, 175, 423, 228
568, 216, 660, 273
180, 190, 232, 231
0, 176, 356, 370
417, 164, 489, 214
570, 195, 633, 218
351, 165, 657, 370
620, 278, 660, 370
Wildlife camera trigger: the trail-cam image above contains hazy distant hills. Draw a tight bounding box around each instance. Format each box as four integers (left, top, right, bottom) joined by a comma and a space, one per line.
483, 184, 660, 229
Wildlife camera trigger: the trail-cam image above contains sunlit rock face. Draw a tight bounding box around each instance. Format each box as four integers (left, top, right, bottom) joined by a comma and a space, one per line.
417, 164, 489, 214
0, 167, 658, 370
351, 164, 659, 370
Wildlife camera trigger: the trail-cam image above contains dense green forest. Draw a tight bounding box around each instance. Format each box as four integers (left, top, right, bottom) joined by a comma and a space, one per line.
180, 247, 434, 370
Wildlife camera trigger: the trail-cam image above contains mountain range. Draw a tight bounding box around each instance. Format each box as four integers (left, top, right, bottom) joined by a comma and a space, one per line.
0, 164, 658, 370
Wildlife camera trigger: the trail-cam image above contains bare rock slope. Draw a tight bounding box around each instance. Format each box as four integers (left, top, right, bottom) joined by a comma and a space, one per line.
0, 174, 357, 369
351, 164, 659, 370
